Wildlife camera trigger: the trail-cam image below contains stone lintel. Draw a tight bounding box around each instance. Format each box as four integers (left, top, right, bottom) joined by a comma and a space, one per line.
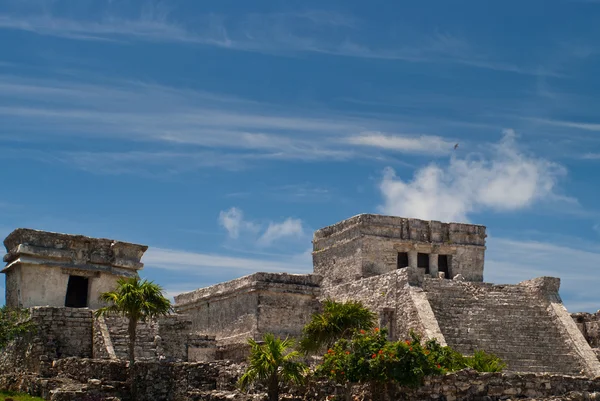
313, 214, 487, 252
174, 272, 322, 308
1, 256, 139, 277
2, 228, 147, 274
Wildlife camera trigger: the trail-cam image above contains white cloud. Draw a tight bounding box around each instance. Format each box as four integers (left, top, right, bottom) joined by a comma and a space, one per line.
218, 207, 259, 238
347, 132, 455, 155
258, 218, 305, 246
218, 208, 305, 246
378, 130, 569, 222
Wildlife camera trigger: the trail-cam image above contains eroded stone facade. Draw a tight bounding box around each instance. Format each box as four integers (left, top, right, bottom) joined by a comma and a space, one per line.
3, 228, 147, 309
313, 214, 487, 286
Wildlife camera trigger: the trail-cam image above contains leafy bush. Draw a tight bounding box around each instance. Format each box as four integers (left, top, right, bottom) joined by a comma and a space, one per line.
316, 328, 443, 388
425, 337, 505, 372
0, 306, 35, 350
299, 299, 376, 354
316, 328, 505, 391
466, 350, 506, 372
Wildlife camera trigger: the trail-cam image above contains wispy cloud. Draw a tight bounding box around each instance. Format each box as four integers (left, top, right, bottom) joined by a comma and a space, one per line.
486, 237, 600, 312
144, 246, 311, 275
528, 117, 600, 132
378, 130, 571, 222
0, 6, 557, 76
2, 74, 472, 174
348, 132, 456, 155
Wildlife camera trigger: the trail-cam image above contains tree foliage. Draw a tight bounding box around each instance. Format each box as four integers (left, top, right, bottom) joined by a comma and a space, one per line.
95, 277, 172, 399
317, 328, 505, 391
298, 299, 376, 354
0, 306, 35, 349
238, 333, 308, 401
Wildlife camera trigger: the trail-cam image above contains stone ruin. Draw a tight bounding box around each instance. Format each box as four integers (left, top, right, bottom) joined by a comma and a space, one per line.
3, 214, 600, 379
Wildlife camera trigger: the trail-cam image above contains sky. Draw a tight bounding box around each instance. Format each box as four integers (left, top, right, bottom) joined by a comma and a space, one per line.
1, 0, 600, 312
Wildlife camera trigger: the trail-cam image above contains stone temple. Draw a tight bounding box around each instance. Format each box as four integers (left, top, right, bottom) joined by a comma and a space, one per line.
4, 214, 600, 378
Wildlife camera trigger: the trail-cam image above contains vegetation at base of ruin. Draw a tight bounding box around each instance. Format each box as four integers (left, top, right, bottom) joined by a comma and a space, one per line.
425, 339, 506, 372
316, 328, 505, 392
0, 390, 45, 401
316, 329, 443, 389
298, 299, 376, 354
0, 307, 35, 350
95, 277, 172, 399
238, 333, 308, 401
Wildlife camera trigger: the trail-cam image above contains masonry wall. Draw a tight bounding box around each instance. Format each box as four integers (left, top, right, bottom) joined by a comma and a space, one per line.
322, 269, 445, 343
4, 265, 19, 307
573, 311, 600, 348
9, 264, 123, 309
313, 214, 487, 287
0, 307, 93, 374
6, 358, 600, 401
175, 273, 322, 348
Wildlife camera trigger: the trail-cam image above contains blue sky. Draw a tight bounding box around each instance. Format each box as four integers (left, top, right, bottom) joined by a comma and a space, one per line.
1, 0, 600, 311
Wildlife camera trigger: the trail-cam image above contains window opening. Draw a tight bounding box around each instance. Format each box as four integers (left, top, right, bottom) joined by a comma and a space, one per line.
65, 275, 89, 308
417, 253, 429, 274
397, 252, 409, 269
438, 255, 450, 279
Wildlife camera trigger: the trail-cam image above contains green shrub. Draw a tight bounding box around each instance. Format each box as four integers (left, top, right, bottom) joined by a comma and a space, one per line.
316, 328, 505, 391
315, 328, 444, 388
425, 337, 505, 372
466, 350, 506, 372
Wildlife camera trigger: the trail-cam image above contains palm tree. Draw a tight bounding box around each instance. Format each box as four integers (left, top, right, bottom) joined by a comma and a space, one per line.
238, 333, 307, 401
298, 299, 376, 354
95, 277, 172, 395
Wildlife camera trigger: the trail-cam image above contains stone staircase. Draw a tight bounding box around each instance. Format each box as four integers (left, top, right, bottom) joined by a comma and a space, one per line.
95, 316, 160, 360
423, 279, 585, 375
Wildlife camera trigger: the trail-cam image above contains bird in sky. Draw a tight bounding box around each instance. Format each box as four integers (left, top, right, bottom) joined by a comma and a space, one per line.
454, 143, 459, 150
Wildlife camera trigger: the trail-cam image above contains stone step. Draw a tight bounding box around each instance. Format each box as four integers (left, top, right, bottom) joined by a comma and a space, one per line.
424, 283, 583, 376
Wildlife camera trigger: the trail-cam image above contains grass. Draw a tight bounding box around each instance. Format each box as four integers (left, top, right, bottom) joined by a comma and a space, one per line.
0, 391, 45, 401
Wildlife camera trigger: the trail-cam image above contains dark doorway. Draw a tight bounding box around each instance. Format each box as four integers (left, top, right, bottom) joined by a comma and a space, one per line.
438, 255, 450, 279
417, 253, 429, 274
397, 252, 409, 269
65, 275, 89, 308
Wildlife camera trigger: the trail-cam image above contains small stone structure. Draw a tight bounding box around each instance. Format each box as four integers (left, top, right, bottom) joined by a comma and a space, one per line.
313, 214, 487, 286
3, 213, 600, 380
2, 228, 147, 309
175, 272, 321, 359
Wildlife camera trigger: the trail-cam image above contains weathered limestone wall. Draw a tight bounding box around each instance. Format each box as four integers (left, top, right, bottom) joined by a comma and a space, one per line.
174, 273, 322, 350
321, 268, 446, 344
2, 228, 147, 308
5, 358, 600, 401
0, 307, 93, 374
313, 214, 487, 287
423, 277, 600, 377
573, 311, 600, 348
